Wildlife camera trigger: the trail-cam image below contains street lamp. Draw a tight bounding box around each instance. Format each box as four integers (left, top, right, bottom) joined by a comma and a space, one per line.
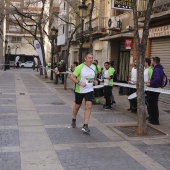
79, 1, 88, 64
50, 27, 58, 80
4, 40, 8, 71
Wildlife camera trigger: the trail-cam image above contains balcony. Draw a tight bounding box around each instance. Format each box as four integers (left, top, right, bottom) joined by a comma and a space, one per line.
76, 17, 108, 39
138, 0, 170, 18
152, 0, 170, 14
84, 17, 108, 36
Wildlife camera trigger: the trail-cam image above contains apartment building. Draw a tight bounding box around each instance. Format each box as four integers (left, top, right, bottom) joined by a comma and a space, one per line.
0, 1, 6, 69
5, 0, 39, 65
143, 0, 170, 104
57, 0, 133, 74
4, 0, 59, 66
0, 17, 4, 69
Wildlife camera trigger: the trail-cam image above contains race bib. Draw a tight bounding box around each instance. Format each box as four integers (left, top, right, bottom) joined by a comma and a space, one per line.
85, 76, 94, 85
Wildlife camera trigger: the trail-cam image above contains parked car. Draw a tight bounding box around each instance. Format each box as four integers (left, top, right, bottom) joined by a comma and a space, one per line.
20, 61, 35, 68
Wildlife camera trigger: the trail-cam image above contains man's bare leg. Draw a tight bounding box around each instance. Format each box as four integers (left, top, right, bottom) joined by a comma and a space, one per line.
72, 103, 81, 119
82, 101, 92, 133
84, 101, 92, 124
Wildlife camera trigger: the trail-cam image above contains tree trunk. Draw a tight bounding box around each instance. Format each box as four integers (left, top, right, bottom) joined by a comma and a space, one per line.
133, 0, 155, 135
65, 27, 78, 68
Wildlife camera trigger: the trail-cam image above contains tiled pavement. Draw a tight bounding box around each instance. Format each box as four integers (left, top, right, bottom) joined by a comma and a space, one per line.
0, 69, 170, 170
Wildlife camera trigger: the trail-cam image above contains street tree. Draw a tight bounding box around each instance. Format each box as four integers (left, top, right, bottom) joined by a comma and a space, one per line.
55, 0, 81, 67
4, 0, 58, 75
133, 0, 156, 134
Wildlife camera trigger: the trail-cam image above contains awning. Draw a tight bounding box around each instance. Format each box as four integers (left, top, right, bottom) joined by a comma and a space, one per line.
99, 32, 134, 41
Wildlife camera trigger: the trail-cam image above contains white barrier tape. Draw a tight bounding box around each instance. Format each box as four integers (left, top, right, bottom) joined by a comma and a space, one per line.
113, 82, 170, 95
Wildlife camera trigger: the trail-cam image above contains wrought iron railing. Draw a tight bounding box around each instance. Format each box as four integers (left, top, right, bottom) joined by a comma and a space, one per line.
138, 0, 170, 18
75, 17, 107, 39
152, 0, 170, 14
84, 17, 107, 33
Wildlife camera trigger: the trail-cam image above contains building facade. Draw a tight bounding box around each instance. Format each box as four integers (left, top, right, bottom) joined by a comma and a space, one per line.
3, 0, 59, 67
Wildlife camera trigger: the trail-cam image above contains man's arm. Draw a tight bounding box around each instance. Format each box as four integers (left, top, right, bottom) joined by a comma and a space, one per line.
70, 74, 86, 87
70, 74, 79, 84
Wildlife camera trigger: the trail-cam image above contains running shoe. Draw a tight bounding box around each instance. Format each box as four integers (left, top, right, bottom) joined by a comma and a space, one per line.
104, 106, 112, 110
71, 120, 76, 128
82, 124, 90, 133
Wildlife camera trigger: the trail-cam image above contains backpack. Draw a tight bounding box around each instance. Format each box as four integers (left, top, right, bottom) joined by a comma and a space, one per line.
162, 72, 168, 87
113, 71, 118, 82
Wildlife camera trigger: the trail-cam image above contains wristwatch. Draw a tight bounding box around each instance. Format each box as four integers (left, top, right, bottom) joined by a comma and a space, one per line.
77, 81, 81, 85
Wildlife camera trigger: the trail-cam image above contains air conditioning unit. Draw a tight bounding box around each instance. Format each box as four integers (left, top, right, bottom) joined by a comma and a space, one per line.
108, 16, 121, 31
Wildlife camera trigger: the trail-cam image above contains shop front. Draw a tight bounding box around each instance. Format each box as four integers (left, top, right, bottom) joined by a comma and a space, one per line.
149, 25, 170, 104
100, 33, 134, 82
149, 25, 170, 80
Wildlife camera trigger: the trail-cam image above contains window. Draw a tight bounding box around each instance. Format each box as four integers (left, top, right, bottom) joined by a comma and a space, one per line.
10, 2, 20, 8
64, 2, 66, 10
24, 0, 42, 7
11, 37, 22, 42
9, 25, 21, 32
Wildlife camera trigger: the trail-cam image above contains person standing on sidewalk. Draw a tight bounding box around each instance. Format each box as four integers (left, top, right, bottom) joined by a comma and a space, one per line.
94, 60, 102, 85
59, 60, 66, 84
145, 57, 164, 125
110, 61, 116, 104
127, 59, 137, 113
144, 58, 153, 83
102, 62, 114, 110
144, 58, 153, 110
70, 53, 97, 133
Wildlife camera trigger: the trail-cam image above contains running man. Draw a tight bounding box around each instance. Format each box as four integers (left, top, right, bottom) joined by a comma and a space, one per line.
70, 53, 97, 133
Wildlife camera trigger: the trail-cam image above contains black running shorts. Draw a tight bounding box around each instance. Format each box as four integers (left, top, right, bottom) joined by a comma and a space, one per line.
75, 91, 94, 104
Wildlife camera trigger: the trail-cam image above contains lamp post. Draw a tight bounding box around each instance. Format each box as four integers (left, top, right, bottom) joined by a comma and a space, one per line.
4, 40, 8, 71
79, 1, 88, 64
50, 27, 58, 80
14, 45, 19, 69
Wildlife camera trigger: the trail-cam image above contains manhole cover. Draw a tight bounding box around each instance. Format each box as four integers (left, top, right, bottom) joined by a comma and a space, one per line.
17, 79, 20, 80
108, 125, 166, 137
20, 93, 25, 95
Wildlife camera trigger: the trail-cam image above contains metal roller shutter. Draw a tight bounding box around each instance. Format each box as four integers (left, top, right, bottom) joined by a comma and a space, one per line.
151, 38, 170, 78
151, 38, 170, 104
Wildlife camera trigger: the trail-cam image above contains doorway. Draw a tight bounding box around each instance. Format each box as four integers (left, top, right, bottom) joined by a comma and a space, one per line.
118, 51, 130, 82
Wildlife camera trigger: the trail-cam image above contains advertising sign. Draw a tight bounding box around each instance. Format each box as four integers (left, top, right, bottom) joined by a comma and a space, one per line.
112, 0, 133, 10
149, 25, 170, 38
125, 39, 133, 49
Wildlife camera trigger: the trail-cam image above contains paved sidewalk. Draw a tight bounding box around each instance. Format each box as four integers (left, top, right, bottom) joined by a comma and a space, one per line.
0, 69, 170, 170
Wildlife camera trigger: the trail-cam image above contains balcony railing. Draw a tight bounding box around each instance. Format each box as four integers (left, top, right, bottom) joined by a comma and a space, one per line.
138, 0, 170, 18
76, 17, 107, 39
152, 0, 170, 14
84, 17, 107, 34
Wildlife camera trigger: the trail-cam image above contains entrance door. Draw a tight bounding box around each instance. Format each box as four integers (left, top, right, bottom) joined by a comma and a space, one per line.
118, 51, 130, 82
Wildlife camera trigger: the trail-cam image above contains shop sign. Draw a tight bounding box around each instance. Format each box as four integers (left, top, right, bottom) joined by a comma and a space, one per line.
149, 25, 170, 38
125, 39, 133, 49
112, 0, 133, 10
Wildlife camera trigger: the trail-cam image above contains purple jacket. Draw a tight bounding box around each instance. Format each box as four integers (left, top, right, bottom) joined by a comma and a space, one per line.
150, 63, 164, 88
